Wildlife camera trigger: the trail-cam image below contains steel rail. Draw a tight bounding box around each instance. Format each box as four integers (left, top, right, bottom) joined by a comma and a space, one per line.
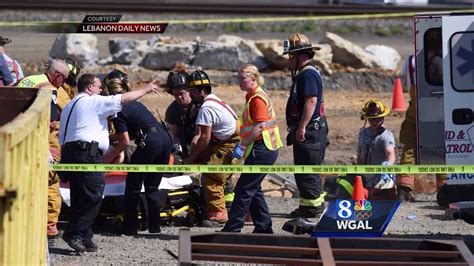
0, 1, 466, 15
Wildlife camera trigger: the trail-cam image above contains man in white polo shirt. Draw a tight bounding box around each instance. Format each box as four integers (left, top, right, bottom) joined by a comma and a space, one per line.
58, 74, 158, 252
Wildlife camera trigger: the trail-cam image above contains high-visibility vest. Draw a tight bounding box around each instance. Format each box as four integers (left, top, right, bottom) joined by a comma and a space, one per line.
17, 74, 71, 109
239, 87, 283, 159
17, 74, 50, 88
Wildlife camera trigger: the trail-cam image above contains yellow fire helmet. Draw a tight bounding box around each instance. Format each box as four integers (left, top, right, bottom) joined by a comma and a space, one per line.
361, 99, 390, 120
64, 58, 81, 87
188, 70, 218, 88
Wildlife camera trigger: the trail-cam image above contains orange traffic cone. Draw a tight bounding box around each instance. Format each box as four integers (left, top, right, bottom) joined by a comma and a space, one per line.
352, 175, 368, 201
391, 78, 407, 112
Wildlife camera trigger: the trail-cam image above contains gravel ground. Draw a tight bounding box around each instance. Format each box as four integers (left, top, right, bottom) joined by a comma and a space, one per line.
49, 194, 474, 265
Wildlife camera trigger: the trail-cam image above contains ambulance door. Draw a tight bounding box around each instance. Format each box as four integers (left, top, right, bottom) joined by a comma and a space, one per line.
442, 15, 474, 185
415, 16, 445, 164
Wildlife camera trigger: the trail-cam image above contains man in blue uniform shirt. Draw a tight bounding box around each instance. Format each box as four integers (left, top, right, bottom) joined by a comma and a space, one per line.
284, 33, 329, 218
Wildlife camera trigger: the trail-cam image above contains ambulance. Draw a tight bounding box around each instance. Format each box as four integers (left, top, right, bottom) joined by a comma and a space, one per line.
415, 12, 474, 223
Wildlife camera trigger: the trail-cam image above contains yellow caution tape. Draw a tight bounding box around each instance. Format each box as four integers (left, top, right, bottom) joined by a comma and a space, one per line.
0, 11, 450, 27
1, 9, 469, 27
50, 164, 474, 174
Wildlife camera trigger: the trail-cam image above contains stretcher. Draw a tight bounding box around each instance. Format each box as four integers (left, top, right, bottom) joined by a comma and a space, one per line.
59, 172, 203, 228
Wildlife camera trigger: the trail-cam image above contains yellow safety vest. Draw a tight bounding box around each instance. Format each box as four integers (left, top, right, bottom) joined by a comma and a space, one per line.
239, 87, 283, 159
17, 74, 71, 110
17, 74, 50, 88
17, 74, 72, 153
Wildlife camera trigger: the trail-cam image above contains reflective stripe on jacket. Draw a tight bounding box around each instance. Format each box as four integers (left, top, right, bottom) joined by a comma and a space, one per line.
239, 87, 283, 159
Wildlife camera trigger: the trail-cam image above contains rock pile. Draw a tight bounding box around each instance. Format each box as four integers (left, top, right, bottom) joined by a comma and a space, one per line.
49, 32, 401, 73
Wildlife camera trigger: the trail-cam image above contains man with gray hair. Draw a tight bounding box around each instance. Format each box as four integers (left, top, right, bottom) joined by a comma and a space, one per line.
17, 58, 71, 240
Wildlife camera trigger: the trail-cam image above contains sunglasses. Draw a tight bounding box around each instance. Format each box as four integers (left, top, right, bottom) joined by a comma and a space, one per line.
237, 75, 251, 81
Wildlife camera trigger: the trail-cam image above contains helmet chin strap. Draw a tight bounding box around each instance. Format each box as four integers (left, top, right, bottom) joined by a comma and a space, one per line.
361, 117, 367, 130
291, 56, 300, 81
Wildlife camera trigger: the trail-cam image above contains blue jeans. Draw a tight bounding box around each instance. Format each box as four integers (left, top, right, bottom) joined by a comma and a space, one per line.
222, 141, 278, 233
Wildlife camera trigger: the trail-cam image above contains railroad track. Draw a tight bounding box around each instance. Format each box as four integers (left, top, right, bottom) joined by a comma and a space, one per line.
0, 0, 467, 15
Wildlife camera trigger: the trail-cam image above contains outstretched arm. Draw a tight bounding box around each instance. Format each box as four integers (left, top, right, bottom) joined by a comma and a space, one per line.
120, 81, 158, 104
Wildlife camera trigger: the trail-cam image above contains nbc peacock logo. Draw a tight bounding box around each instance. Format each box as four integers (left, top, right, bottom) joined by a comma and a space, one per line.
354, 200, 373, 220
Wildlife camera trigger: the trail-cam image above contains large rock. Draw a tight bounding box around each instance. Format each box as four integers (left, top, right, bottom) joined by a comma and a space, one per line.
49, 34, 98, 67
364, 44, 401, 71
255, 39, 288, 70
109, 38, 149, 65
321, 32, 374, 69
314, 44, 333, 75
192, 35, 268, 71
140, 42, 196, 70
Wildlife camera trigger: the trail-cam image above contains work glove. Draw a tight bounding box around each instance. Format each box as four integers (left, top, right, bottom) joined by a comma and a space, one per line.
374, 161, 396, 189
232, 143, 245, 159
173, 143, 183, 156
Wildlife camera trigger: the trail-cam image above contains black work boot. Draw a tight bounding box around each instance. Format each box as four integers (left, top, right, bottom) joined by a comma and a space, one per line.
83, 239, 98, 252
397, 186, 414, 203
199, 219, 223, 228
290, 204, 325, 219
62, 235, 86, 253
148, 226, 161, 234
282, 218, 317, 235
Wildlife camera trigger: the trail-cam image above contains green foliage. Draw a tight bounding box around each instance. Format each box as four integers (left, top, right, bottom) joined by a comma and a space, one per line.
374, 24, 407, 37
193, 23, 209, 32
222, 22, 255, 33
389, 24, 406, 36
374, 26, 391, 37
329, 24, 362, 35
300, 20, 318, 33
270, 24, 287, 32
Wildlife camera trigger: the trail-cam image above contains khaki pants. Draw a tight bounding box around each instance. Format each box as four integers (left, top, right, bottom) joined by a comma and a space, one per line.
398, 113, 446, 190
202, 138, 238, 217
48, 135, 62, 236
48, 171, 61, 235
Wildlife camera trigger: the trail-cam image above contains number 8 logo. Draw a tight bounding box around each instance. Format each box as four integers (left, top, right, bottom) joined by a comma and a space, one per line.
338, 200, 352, 219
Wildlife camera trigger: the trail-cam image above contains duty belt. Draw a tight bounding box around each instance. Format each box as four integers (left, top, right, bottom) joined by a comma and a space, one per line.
305, 118, 326, 131
63, 140, 103, 156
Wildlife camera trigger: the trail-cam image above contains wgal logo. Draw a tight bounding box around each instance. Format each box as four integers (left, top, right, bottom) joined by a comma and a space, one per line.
313, 199, 399, 237
336, 200, 373, 230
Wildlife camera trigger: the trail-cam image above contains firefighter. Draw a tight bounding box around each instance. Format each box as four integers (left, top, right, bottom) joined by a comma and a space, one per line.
398, 54, 446, 202
17, 58, 79, 239
357, 99, 397, 199
283, 33, 328, 218
222, 64, 283, 233
163, 66, 196, 159
184, 70, 239, 226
